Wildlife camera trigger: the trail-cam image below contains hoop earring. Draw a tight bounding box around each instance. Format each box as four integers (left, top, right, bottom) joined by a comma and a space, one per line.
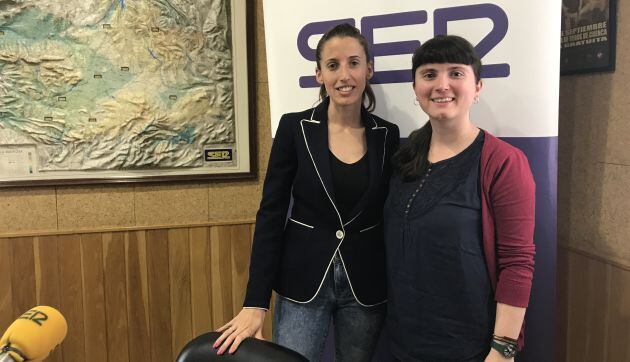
474, 95, 479, 104
414, 98, 420, 106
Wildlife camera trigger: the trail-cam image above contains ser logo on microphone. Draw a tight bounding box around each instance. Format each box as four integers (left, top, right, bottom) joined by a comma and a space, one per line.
18, 309, 48, 326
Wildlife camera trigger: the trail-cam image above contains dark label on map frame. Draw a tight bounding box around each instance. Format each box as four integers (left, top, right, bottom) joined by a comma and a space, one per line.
205, 149, 233, 162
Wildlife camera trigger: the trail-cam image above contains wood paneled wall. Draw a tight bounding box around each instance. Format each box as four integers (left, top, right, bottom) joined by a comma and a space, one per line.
557, 245, 630, 362
0, 222, 273, 362
3, 226, 630, 362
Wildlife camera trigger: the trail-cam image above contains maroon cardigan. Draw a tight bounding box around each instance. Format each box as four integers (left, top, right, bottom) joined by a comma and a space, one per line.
479, 131, 536, 348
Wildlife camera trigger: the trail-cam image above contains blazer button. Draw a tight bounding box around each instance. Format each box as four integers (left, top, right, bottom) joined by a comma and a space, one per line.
335, 230, 344, 239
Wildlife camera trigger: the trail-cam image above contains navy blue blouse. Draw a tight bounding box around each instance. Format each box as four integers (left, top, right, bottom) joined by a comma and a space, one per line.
384, 131, 494, 361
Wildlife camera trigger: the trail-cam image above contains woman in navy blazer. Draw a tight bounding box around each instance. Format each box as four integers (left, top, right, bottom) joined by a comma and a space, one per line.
214, 24, 399, 361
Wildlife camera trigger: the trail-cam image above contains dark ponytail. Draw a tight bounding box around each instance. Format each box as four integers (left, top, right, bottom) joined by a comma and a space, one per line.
392, 121, 432, 181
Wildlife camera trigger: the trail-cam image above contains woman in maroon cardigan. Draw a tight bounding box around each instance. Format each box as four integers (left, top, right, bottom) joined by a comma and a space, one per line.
383, 35, 535, 362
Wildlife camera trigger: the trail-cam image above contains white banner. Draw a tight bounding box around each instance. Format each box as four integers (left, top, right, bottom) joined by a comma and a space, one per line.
263, 2, 560, 361
263, 0, 560, 138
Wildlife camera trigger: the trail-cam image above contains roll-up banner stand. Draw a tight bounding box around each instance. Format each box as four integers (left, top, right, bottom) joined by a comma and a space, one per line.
263, 1, 559, 361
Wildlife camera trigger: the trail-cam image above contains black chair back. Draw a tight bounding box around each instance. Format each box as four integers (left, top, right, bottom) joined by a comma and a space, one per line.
176, 331, 309, 362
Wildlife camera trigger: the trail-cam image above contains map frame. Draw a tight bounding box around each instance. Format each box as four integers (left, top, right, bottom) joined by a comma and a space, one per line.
0, 0, 256, 187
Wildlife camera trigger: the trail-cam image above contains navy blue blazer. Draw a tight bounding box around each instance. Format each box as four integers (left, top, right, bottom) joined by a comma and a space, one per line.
244, 98, 400, 309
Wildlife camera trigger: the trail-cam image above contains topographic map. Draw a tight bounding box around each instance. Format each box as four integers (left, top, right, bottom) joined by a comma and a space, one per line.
0, 0, 236, 172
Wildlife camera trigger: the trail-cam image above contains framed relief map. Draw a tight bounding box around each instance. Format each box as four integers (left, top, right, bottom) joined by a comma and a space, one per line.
0, 0, 255, 186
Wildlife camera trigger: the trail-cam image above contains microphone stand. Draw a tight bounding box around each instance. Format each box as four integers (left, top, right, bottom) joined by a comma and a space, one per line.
0, 353, 17, 362
0, 345, 21, 362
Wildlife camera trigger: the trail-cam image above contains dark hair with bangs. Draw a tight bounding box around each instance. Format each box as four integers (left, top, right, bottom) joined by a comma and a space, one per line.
315, 23, 376, 112
394, 35, 482, 181
411, 35, 482, 83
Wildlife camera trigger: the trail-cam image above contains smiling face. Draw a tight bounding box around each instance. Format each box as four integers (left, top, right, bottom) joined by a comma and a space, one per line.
413, 62, 482, 124
315, 36, 373, 110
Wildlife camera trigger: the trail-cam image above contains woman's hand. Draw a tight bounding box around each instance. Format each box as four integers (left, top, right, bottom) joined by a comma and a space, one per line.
484, 347, 514, 362
214, 308, 266, 355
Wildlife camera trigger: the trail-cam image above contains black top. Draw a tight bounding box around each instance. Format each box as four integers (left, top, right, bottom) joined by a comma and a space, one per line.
329, 151, 369, 221
384, 131, 494, 361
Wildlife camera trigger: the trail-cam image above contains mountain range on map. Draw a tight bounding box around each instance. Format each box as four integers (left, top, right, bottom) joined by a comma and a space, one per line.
0, 0, 235, 171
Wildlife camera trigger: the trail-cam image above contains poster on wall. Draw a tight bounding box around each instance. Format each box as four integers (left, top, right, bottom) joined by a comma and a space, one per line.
263, 1, 559, 361
0, 0, 255, 187
561, 0, 617, 74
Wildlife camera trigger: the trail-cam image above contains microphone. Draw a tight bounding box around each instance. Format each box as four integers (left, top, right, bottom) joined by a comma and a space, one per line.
0, 306, 67, 362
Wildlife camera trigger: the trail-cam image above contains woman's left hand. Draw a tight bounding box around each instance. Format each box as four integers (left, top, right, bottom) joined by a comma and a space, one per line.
484, 347, 514, 362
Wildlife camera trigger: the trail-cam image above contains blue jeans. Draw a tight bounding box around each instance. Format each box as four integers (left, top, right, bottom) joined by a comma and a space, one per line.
273, 253, 386, 362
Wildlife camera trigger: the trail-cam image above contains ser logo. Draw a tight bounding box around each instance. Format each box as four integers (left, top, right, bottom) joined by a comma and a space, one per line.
205, 149, 233, 162
297, 3, 509, 87
19, 309, 48, 326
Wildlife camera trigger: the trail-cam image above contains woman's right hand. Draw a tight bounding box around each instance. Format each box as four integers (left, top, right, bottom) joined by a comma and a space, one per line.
214, 308, 266, 355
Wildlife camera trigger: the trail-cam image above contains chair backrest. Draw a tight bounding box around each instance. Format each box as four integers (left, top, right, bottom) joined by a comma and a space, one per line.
176, 332, 309, 362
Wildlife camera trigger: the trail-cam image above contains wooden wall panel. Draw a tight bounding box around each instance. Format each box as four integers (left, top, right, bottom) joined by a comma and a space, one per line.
2, 222, 258, 362
33, 235, 63, 362
80, 234, 108, 362
5, 225, 629, 362
34, 236, 62, 308
10, 237, 36, 319
210, 226, 233, 328
190, 227, 213, 337
565, 252, 599, 362
219, 226, 235, 325
103, 232, 129, 362
0, 238, 14, 332
146, 229, 173, 361
607, 267, 630, 362
558, 246, 630, 362
168, 228, 192, 360
126, 231, 151, 362
556, 246, 568, 362
58, 234, 85, 362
